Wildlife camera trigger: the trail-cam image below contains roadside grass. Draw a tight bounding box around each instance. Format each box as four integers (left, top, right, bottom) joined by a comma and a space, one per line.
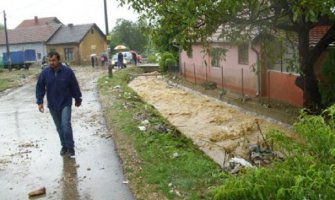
213, 106, 335, 200
98, 67, 225, 200
0, 66, 40, 92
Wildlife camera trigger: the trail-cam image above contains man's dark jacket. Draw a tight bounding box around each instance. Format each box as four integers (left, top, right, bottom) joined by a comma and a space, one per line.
36, 64, 82, 111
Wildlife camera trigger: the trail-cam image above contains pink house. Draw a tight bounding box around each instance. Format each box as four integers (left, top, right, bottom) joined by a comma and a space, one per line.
180, 43, 259, 96
178, 29, 333, 107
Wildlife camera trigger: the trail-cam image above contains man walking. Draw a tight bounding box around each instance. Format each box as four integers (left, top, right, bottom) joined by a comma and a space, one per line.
36, 52, 82, 158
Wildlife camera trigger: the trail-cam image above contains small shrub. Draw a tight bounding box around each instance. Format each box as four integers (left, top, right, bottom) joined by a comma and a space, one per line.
213, 105, 335, 200
158, 52, 177, 72
147, 54, 158, 63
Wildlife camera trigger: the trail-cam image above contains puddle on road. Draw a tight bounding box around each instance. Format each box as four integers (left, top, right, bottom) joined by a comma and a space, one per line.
129, 75, 291, 166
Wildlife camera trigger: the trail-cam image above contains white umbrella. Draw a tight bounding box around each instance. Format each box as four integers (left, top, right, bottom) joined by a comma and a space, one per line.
114, 45, 127, 50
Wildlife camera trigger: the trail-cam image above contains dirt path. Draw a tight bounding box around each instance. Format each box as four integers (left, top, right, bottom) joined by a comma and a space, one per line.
129, 75, 292, 167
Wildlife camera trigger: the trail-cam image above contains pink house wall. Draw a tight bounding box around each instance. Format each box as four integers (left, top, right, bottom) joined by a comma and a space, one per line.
180, 43, 304, 107
180, 43, 258, 96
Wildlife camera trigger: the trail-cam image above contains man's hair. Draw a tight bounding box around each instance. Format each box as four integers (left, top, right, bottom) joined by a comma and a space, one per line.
48, 51, 60, 60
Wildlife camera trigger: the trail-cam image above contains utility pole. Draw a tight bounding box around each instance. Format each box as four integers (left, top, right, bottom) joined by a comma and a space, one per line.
104, 0, 113, 78
3, 10, 11, 71
103, 0, 109, 35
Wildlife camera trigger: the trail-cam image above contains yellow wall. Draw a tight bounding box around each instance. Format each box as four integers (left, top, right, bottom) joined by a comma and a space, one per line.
80, 27, 108, 65
47, 26, 107, 66
46, 45, 79, 65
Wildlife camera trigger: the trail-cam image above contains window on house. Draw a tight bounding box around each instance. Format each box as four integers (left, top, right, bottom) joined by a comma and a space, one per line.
49, 49, 56, 53
64, 48, 74, 61
187, 50, 193, 58
273, 44, 299, 73
91, 29, 94, 34
238, 43, 249, 65
210, 48, 222, 68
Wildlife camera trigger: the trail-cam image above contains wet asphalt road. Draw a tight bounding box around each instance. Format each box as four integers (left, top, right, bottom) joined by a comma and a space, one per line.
0, 68, 134, 200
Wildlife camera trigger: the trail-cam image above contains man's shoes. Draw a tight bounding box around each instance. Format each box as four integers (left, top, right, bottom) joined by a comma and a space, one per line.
60, 147, 67, 156
68, 148, 75, 158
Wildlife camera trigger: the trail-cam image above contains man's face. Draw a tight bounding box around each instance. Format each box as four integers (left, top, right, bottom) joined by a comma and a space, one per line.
48, 55, 60, 69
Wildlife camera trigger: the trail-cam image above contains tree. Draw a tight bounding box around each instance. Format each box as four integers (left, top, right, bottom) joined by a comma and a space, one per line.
120, 0, 335, 110
109, 19, 148, 54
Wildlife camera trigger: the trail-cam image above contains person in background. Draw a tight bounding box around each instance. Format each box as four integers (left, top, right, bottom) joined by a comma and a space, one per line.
100, 55, 105, 66
131, 51, 137, 66
91, 55, 95, 67
36, 51, 82, 158
117, 52, 124, 69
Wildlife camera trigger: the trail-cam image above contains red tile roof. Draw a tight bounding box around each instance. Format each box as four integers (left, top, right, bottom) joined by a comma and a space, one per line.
309, 26, 331, 46
15, 16, 62, 29
0, 24, 62, 44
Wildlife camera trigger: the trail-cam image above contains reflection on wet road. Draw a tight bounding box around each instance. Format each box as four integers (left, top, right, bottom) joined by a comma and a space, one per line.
0, 68, 134, 200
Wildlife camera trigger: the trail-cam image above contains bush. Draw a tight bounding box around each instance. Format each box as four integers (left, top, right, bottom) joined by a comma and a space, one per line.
158, 52, 177, 72
213, 105, 335, 200
319, 50, 335, 107
147, 54, 158, 63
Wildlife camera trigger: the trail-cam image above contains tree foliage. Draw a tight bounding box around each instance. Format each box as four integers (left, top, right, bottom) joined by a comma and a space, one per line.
120, 0, 335, 110
319, 49, 335, 107
109, 18, 148, 54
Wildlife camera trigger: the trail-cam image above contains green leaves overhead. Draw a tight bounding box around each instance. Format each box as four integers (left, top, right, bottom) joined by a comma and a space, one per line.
120, 0, 335, 51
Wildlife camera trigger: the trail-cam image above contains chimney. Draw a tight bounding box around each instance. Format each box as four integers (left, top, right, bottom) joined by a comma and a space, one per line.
34, 16, 38, 24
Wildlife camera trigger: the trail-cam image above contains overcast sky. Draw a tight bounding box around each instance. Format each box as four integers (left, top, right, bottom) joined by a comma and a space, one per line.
0, 0, 139, 33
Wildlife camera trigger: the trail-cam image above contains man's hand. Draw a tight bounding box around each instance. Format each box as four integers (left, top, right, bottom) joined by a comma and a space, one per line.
75, 100, 81, 107
38, 104, 44, 113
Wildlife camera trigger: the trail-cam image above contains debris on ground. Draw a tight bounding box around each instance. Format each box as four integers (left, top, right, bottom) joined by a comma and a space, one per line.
28, 187, 46, 198
154, 124, 169, 133
138, 126, 146, 131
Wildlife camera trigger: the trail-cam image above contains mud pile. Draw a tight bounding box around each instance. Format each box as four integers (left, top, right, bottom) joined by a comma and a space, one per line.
129, 75, 290, 167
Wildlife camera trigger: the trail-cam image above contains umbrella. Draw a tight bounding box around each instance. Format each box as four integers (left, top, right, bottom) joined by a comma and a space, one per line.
114, 45, 127, 50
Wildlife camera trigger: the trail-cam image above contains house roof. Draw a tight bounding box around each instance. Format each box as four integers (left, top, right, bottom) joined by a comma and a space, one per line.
0, 24, 62, 45
47, 23, 106, 45
309, 26, 331, 46
15, 16, 62, 29
206, 24, 333, 47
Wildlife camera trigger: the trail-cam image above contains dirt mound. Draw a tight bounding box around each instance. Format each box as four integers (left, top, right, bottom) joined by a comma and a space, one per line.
129, 76, 291, 167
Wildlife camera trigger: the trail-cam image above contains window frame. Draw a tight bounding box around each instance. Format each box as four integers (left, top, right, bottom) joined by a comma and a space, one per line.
238, 43, 249, 65
64, 48, 74, 61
